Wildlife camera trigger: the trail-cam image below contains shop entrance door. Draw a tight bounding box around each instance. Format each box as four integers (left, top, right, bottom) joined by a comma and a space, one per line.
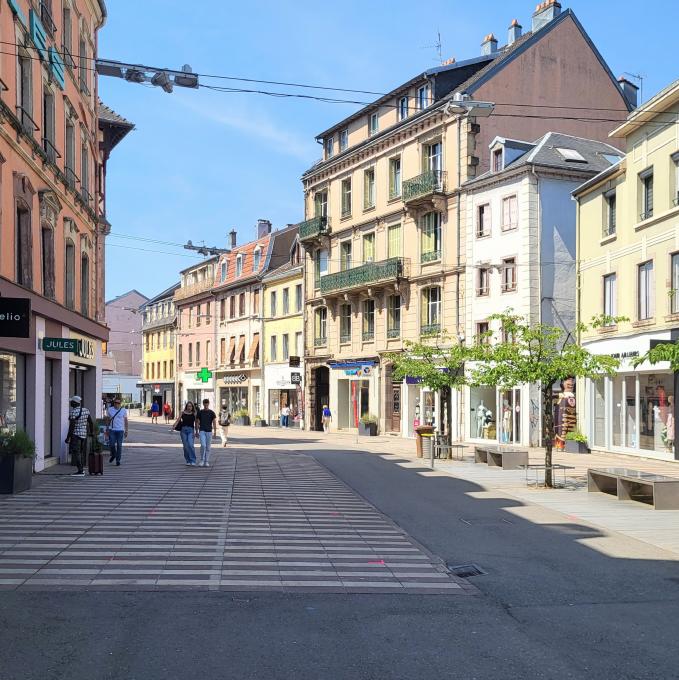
44, 359, 55, 458
313, 367, 329, 431
391, 385, 401, 432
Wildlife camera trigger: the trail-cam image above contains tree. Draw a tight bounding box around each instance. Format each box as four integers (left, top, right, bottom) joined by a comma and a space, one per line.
467, 313, 620, 486
632, 341, 679, 371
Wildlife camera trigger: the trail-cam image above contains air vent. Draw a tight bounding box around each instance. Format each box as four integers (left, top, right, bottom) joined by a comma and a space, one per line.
448, 563, 486, 578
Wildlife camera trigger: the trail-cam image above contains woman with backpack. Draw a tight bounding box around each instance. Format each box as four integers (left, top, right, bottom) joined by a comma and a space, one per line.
218, 401, 230, 447
172, 401, 197, 465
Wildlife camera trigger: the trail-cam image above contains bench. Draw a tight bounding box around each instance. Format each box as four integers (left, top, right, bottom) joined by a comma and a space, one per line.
587, 468, 679, 510
474, 446, 529, 470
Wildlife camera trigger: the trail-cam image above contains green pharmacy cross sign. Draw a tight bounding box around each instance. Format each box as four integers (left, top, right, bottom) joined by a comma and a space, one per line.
196, 367, 213, 383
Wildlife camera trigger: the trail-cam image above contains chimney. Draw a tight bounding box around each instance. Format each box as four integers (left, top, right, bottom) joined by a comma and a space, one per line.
229, 229, 237, 250
618, 76, 639, 109
532, 0, 561, 32
481, 33, 498, 56
256, 219, 272, 239
508, 19, 522, 45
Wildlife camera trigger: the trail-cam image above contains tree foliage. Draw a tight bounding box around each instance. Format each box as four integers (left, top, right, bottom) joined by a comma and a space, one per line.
632, 341, 679, 372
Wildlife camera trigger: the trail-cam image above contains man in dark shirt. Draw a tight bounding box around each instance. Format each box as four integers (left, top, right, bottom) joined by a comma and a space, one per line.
195, 399, 217, 467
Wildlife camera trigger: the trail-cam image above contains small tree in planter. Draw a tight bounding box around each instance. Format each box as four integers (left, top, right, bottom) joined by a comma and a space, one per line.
359, 414, 378, 436
564, 430, 589, 454
233, 409, 251, 426
253, 415, 268, 428
0, 430, 36, 494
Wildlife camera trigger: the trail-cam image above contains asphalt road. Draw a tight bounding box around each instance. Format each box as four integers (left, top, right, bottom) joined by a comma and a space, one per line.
1, 421, 678, 680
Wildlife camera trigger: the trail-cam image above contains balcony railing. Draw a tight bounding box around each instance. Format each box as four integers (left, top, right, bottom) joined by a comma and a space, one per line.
314, 336, 327, 347
387, 328, 400, 339
362, 331, 374, 342
340, 333, 351, 344
40, 1, 57, 36
174, 279, 214, 301
403, 170, 446, 203
16, 106, 39, 137
80, 186, 93, 206
421, 323, 441, 336
62, 44, 76, 71
320, 257, 409, 295
602, 223, 616, 238
640, 209, 653, 221
299, 215, 329, 241
421, 249, 441, 264
42, 137, 61, 164
65, 167, 79, 190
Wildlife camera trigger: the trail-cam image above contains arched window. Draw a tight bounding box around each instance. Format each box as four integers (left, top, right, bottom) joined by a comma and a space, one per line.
80, 252, 90, 316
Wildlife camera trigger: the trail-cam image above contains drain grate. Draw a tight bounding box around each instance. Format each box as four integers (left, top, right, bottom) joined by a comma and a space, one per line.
447, 563, 486, 578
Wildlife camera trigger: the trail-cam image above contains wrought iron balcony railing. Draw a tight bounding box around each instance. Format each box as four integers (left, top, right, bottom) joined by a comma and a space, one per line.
65, 167, 79, 190
299, 215, 329, 241
362, 331, 374, 342
314, 336, 327, 347
640, 210, 653, 221
387, 327, 400, 339
421, 249, 441, 264
340, 333, 351, 344
403, 170, 446, 203
42, 137, 61, 164
174, 279, 214, 301
421, 323, 441, 336
320, 257, 409, 295
602, 223, 616, 238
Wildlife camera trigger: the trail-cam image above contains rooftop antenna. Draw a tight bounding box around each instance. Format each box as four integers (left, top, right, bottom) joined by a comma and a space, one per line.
421, 31, 443, 64
623, 72, 644, 105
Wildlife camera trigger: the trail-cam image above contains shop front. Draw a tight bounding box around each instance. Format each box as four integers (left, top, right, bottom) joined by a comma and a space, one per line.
265, 363, 304, 427
139, 382, 175, 413
217, 372, 261, 420
69, 332, 99, 406
328, 360, 379, 431
0, 351, 26, 436
179, 369, 215, 410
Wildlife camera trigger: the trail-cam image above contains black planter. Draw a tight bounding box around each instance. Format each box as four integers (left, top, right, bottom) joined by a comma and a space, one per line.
0, 454, 33, 494
234, 416, 251, 426
254, 420, 268, 427
359, 422, 378, 437
564, 440, 589, 454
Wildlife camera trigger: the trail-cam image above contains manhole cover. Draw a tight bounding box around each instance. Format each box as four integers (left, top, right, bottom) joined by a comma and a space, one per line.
447, 563, 486, 578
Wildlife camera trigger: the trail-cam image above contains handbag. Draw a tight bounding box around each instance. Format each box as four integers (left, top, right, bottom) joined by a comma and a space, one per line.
173, 419, 182, 432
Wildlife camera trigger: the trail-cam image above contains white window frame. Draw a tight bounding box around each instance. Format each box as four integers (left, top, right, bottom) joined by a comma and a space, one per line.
417, 84, 431, 110
398, 96, 408, 120
638, 260, 654, 320
603, 273, 617, 321
501, 195, 518, 231
369, 112, 379, 136
340, 128, 349, 151
501, 257, 517, 293
236, 254, 243, 277
325, 136, 334, 159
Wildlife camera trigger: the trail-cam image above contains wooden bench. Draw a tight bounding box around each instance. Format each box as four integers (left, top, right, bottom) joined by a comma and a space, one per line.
587, 468, 679, 510
474, 446, 529, 470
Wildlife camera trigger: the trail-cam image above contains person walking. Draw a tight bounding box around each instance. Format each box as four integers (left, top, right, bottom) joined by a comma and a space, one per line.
196, 399, 217, 467
150, 400, 160, 424
281, 404, 291, 428
106, 397, 129, 466
173, 402, 197, 466
163, 402, 172, 424
322, 405, 332, 433
218, 401, 230, 447
65, 396, 93, 477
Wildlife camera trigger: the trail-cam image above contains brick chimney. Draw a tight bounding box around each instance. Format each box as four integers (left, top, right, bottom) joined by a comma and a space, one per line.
532, 0, 561, 32
481, 33, 498, 56
229, 229, 237, 250
618, 76, 639, 109
256, 219, 272, 239
508, 19, 522, 45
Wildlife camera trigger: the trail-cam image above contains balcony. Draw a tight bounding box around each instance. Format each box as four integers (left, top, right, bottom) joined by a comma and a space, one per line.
320, 257, 409, 296
387, 328, 400, 339
403, 170, 447, 204
602, 223, 616, 239
421, 249, 441, 264
362, 331, 374, 342
174, 279, 214, 301
314, 336, 327, 347
299, 215, 329, 242
421, 323, 441, 336
40, 1, 57, 36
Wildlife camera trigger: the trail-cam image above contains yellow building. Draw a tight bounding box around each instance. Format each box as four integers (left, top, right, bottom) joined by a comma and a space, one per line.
262, 248, 304, 427
140, 283, 180, 414
576, 78, 679, 461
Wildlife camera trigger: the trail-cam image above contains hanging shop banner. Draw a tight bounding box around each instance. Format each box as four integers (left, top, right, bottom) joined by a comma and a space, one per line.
0, 298, 30, 338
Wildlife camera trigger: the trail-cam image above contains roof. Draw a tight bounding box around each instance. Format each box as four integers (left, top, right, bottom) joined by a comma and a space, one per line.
572, 158, 625, 198
610, 77, 679, 138
98, 101, 134, 151
262, 260, 303, 283
213, 235, 273, 290
105, 289, 149, 306
179, 254, 220, 276
142, 282, 181, 307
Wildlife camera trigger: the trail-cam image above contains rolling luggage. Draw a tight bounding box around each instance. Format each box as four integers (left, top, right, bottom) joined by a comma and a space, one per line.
87, 437, 103, 476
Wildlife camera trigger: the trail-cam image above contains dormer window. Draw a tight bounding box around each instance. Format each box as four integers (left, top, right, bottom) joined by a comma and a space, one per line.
369, 112, 379, 137
398, 96, 408, 121
220, 262, 227, 282
492, 148, 503, 172
253, 247, 262, 271
417, 84, 431, 110
340, 129, 349, 151
236, 254, 243, 277
325, 137, 334, 159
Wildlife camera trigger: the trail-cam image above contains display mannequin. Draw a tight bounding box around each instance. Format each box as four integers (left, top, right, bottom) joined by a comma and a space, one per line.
502, 401, 512, 444
666, 395, 675, 453
476, 401, 487, 438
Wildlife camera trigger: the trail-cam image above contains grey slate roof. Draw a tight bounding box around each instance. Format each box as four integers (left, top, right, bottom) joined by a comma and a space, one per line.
142, 283, 181, 308
98, 101, 134, 128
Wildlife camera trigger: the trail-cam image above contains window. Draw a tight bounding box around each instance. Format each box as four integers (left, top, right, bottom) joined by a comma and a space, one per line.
421, 287, 441, 333
296, 331, 303, 356
65, 117, 76, 187
229, 296, 235, 318
81, 140, 90, 203
16, 204, 32, 287
363, 167, 375, 209
673, 152, 679, 206
501, 325, 515, 344
295, 284, 302, 312
253, 289, 260, 315
220, 299, 226, 321
389, 157, 401, 199
314, 249, 328, 288
188, 307, 193, 327
236, 254, 243, 277
362, 299, 375, 341
604, 190, 616, 237
238, 292, 245, 316
270, 336, 277, 361
42, 87, 56, 162
420, 212, 441, 263
416, 84, 431, 110
17, 48, 33, 136
423, 142, 442, 179
341, 178, 352, 216
325, 136, 334, 159
387, 295, 401, 338
501, 196, 518, 231
188, 343, 193, 366
220, 338, 226, 365
672, 254, 679, 314
178, 345, 183, 367
229, 337, 236, 364
151, 363, 155, 380
196, 342, 201, 365
477, 267, 490, 296
220, 262, 227, 281
170, 360, 174, 378
315, 307, 327, 345
41, 226, 55, 299
492, 148, 503, 172
501, 258, 517, 292
62, 5, 73, 68
314, 191, 328, 217
196, 303, 202, 326
270, 291, 277, 317
253, 248, 261, 271
398, 96, 409, 121
282, 288, 290, 315
282, 334, 289, 360
363, 233, 375, 263
638, 260, 654, 320
79, 36, 88, 94
640, 168, 654, 220
603, 273, 617, 322
163, 362, 167, 379
340, 129, 349, 151
340, 241, 352, 270
476, 321, 490, 344
369, 112, 379, 136
206, 340, 211, 365
80, 253, 89, 316
340, 303, 351, 343
388, 224, 402, 259
477, 204, 491, 237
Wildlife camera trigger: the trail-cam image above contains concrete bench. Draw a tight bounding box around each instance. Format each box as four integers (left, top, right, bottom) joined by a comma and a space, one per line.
474, 446, 529, 470
587, 468, 679, 510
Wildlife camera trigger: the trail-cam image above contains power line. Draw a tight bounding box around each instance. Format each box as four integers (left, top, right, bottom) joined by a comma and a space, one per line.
106, 243, 202, 258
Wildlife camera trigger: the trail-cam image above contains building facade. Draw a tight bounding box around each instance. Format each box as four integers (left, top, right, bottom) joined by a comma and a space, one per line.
464, 133, 622, 447
262, 245, 304, 427
576, 79, 679, 461
301, 1, 632, 436
139, 284, 178, 413
0, 0, 131, 470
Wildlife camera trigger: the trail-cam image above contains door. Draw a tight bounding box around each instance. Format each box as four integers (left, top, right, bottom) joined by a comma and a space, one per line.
44, 359, 54, 458
391, 384, 402, 432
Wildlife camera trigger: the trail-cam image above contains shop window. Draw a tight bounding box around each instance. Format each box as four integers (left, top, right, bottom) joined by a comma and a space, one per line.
470, 386, 496, 440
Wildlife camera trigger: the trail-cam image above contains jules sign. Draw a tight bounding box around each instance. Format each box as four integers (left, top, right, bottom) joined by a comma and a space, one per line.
0, 298, 30, 338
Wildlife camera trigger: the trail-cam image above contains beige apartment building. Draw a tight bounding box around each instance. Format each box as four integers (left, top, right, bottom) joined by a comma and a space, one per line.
301, 1, 633, 436
576, 78, 679, 462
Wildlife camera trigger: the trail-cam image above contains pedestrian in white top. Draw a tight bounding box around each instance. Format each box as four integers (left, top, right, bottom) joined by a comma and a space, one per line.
106, 398, 128, 466
281, 405, 291, 428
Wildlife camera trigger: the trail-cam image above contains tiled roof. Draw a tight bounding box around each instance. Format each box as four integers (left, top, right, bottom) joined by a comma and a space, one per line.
98, 101, 134, 129
213, 236, 272, 290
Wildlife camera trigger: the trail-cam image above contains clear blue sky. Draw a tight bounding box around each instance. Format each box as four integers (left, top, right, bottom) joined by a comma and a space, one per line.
101, 0, 679, 300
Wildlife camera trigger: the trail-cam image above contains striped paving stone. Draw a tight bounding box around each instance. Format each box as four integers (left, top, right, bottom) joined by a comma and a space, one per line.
0, 449, 468, 594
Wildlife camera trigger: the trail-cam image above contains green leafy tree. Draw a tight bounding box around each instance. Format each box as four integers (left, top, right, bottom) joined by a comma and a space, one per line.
632, 341, 679, 371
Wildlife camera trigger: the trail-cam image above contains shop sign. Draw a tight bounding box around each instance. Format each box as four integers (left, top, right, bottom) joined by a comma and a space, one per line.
75, 338, 95, 360
196, 367, 213, 383
0, 297, 30, 338
43, 337, 78, 352
223, 374, 247, 385
289, 356, 301, 367
291, 372, 302, 384
330, 360, 377, 370
609, 351, 639, 360
154, 384, 161, 393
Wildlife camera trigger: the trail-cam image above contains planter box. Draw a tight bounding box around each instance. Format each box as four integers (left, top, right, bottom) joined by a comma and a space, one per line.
359, 422, 378, 437
0, 454, 33, 494
564, 440, 590, 454
234, 416, 251, 426
254, 420, 268, 428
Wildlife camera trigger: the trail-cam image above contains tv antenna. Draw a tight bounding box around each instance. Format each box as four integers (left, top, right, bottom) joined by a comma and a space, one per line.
422, 31, 443, 64
623, 72, 644, 105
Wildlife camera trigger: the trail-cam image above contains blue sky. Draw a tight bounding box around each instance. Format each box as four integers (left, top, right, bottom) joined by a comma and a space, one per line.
101, 0, 679, 300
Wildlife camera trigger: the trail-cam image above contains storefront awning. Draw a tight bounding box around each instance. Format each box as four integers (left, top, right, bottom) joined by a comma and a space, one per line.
228, 336, 236, 364
236, 336, 245, 363
248, 334, 260, 362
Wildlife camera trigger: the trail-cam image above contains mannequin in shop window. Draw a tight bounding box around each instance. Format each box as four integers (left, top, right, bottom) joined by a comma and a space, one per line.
476, 402, 492, 438
666, 395, 675, 453
502, 400, 512, 444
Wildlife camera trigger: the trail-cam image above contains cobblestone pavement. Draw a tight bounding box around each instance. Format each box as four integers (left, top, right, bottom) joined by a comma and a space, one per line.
0, 447, 468, 594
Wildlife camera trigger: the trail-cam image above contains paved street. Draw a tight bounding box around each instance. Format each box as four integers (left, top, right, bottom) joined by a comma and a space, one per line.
2, 421, 679, 679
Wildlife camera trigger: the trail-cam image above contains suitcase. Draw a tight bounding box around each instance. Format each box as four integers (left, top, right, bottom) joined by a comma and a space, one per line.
88, 448, 104, 476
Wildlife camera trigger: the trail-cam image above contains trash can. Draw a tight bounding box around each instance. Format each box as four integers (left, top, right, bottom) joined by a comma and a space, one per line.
415, 425, 435, 458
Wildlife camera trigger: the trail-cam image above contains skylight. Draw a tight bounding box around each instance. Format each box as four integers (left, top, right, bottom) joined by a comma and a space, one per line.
602, 153, 622, 165
556, 147, 587, 163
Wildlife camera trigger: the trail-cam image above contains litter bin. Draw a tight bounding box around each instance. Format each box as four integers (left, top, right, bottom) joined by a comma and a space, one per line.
415, 425, 435, 458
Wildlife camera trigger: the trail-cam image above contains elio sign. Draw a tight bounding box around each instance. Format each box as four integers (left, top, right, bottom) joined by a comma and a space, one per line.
0, 297, 30, 338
